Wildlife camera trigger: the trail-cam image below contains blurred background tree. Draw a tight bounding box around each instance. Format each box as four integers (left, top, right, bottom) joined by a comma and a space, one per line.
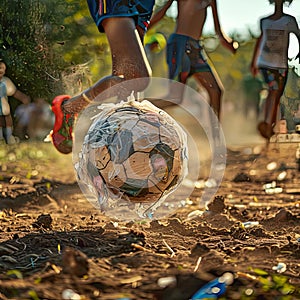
0, 0, 111, 108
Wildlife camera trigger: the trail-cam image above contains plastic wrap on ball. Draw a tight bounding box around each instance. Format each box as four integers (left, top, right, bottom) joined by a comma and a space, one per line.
74, 97, 188, 219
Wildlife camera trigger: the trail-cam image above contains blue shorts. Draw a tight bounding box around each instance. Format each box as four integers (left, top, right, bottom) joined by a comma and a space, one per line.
87, 0, 155, 33
167, 33, 211, 83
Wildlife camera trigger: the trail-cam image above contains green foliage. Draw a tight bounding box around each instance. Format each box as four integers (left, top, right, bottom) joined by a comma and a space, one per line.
0, 0, 110, 104
251, 268, 299, 297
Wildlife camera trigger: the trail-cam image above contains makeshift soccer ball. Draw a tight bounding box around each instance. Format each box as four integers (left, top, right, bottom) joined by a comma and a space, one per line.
74, 97, 188, 218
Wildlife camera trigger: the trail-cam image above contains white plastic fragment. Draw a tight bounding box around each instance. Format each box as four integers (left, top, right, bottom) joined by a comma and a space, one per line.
242, 221, 259, 229
62, 289, 81, 300
266, 161, 277, 171
157, 276, 177, 288
272, 262, 287, 273
277, 171, 287, 181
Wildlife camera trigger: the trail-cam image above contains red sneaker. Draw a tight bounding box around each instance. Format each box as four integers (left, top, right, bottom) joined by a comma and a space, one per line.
51, 95, 76, 154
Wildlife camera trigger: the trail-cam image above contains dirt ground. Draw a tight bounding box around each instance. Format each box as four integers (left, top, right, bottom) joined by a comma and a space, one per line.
0, 140, 300, 300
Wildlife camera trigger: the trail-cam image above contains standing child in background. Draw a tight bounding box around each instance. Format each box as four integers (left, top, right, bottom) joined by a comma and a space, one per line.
0, 60, 31, 144
51, 0, 155, 154
148, 0, 237, 120
250, 0, 300, 140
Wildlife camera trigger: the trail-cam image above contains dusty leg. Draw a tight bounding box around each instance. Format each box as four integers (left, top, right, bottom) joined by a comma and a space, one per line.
62, 17, 151, 114
258, 69, 287, 140
193, 71, 223, 151
3, 114, 17, 144
193, 71, 223, 120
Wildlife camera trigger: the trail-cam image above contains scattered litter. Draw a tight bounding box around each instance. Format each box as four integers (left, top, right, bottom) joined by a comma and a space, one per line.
62, 289, 81, 300
277, 171, 287, 181
163, 239, 175, 257
245, 288, 254, 296
242, 221, 259, 229
157, 276, 177, 288
184, 179, 218, 189
205, 178, 217, 188
266, 162, 277, 171
265, 187, 283, 194
193, 256, 202, 273
191, 272, 234, 299
263, 181, 283, 194
263, 181, 276, 190
186, 210, 205, 220
194, 180, 206, 189
272, 262, 287, 274
30, 257, 35, 268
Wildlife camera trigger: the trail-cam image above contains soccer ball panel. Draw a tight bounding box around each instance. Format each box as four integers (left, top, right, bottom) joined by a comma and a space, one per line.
170, 149, 182, 178
100, 162, 127, 188
159, 125, 180, 151
132, 120, 160, 151
139, 113, 161, 127
109, 129, 133, 164
149, 153, 169, 182
135, 119, 160, 136
123, 151, 152, 180
132, 134, 158, 152
94, 146, 111, 170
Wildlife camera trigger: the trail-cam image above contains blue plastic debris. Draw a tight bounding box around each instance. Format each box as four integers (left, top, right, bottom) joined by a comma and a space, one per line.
191, 272, 234, 299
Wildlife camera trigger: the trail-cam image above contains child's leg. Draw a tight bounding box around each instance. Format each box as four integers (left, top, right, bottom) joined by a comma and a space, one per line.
263, 90, 281, 125
193, 71, 224, 151
62, 17, 151, 114
258, 69, 287, 139
193, 71, 223, 120
3, 114, 18, 144
52, 17, 152, 154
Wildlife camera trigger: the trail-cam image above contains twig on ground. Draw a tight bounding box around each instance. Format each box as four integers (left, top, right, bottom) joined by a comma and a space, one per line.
163, 239, 175, 258
193, 256, 202, 272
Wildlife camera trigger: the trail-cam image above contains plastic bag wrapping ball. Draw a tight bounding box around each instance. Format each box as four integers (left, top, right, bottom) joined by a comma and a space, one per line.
74, 97, 188, 220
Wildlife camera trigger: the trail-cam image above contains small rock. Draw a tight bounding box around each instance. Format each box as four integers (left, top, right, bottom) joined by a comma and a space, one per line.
233, 173, 251, 182
62, 247, 89, 277
32, 214, 52, 229
207, 196, 226, 213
